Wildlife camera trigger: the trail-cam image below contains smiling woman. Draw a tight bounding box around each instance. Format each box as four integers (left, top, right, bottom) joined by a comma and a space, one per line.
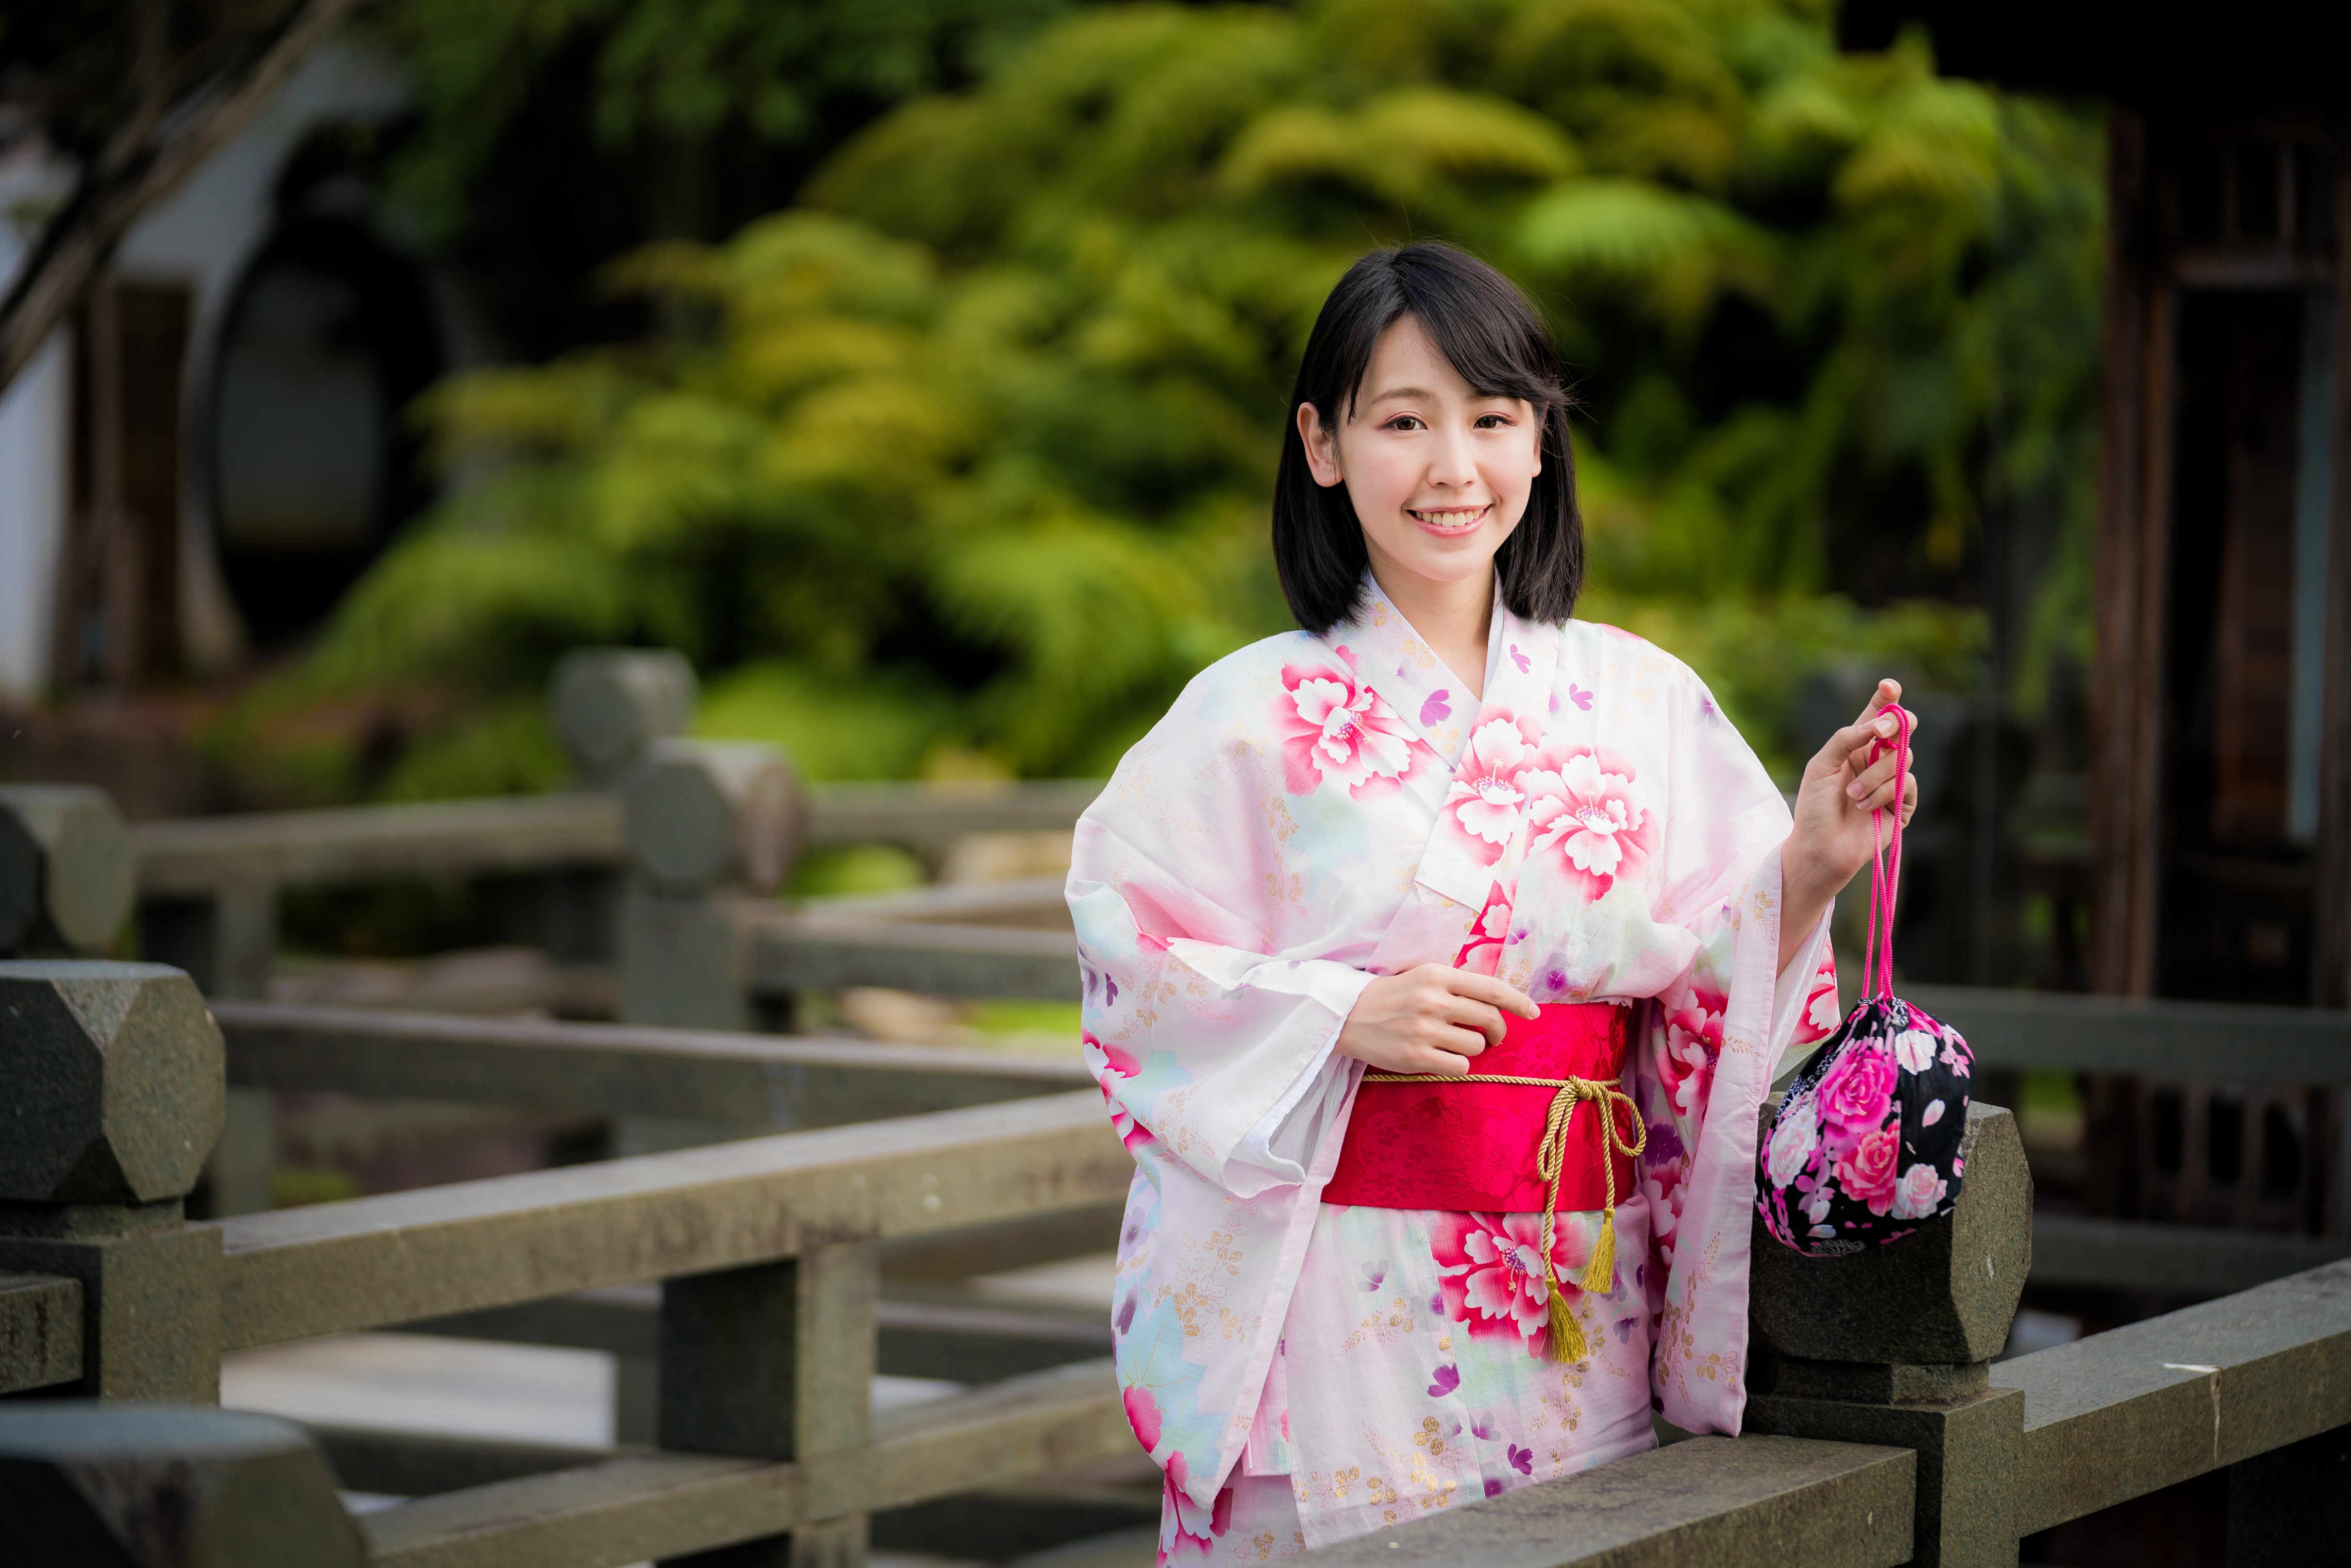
1067, 241, 1920, 1559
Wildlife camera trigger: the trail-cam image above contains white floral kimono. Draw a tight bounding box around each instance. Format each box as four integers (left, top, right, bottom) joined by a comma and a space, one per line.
1067, 578, 1840, 1559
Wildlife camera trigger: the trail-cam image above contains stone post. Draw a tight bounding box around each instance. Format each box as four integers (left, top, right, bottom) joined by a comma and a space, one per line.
0, 961, 226, 1401
552, 647, 699, 790
1742, 1101, 2033, 1568
547, 648, 700, 975
0, 787, 135, 957
619, 739, 805, 1037
0, 1403, 363, 1566
658, 1242, 881, 1567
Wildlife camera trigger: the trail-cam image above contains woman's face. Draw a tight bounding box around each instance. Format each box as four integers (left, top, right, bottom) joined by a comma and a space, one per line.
1297, 314, 1544, 598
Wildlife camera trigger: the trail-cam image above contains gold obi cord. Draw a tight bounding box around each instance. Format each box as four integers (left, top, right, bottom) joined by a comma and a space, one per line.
1357, 1072, 1647, 1363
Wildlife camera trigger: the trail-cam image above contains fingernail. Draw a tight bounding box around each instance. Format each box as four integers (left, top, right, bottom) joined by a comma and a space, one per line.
1848, 781, 1868, 799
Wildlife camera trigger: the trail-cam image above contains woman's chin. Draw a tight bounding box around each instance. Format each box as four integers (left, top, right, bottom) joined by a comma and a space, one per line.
1369, 528, 1506, 587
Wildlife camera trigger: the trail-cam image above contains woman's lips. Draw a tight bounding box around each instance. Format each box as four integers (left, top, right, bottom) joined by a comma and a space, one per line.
1407, 504, 1490, 534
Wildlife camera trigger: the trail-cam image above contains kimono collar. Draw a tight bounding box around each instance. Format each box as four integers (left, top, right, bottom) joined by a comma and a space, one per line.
1329, 573, 1558, 771
1330, 572, 1566, 911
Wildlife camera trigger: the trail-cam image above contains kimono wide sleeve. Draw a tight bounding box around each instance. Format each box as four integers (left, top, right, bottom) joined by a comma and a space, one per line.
1067, 734, 1382, 1201
1066, 640, 1436, 1512
1629, 669, 1835, 1434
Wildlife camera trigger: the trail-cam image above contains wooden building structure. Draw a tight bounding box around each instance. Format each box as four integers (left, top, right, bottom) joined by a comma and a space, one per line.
1843, 2, 2351, 1237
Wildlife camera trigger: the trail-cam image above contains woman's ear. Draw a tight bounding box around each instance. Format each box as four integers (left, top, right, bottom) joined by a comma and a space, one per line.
1297, 401, 1344, 488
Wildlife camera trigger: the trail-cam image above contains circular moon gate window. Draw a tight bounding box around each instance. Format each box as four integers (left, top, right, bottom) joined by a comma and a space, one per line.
209, 218, 441, 648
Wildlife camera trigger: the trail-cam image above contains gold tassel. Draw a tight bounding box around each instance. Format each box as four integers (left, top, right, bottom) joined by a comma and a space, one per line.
1581, 1208, 1617, 1295
1546, 1278, 1586, 1363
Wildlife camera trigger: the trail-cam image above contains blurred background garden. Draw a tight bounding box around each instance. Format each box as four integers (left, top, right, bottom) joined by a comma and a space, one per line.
0, 0, 2102, 977
10, 8, 2351, 1561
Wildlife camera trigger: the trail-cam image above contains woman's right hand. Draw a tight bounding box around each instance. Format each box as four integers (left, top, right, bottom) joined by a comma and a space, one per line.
1336, 963, 1539, 1076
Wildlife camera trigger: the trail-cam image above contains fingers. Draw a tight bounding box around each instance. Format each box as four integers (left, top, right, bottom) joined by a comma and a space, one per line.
1439, 966, 1540, 1020
1844, 750, 1901, 803
1816, 700, 1919, 772
1432, 990, 1509, 1048
1412, 1047, 1476, 1077
1850, 678, 1904, 725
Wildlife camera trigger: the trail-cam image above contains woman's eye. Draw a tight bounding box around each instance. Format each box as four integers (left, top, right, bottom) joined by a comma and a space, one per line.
1474, 413, 1512, 429
1387, 416, 1424, 431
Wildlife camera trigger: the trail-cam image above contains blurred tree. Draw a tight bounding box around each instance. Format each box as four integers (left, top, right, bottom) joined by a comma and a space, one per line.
367, 0, 1074, 358
239, 0, 2102, 797
0, 0, 368, 393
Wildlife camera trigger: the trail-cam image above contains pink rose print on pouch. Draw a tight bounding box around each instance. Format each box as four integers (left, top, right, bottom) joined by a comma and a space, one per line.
1835, 1125, 1902, 1215
1815, 1044, 1896, 1157
1430, 1211, 1588, 1355
1442, 715, 1543, 859
1085, 1034, 1155, 1153
1272, 650, 1424, 797
1893, 1162, 1949, 1219
1764, 1101, 1819, 1188
1522, 750, 1654, 900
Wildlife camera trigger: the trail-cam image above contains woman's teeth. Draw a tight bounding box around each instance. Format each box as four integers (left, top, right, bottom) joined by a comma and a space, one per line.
1410, 507, 1486, 530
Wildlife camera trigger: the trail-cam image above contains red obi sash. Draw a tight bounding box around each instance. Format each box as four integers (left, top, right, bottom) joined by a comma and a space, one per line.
1322, 1001, 1637, 1213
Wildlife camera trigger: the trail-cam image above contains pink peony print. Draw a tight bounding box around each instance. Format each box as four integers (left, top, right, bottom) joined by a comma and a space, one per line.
1430, 1211, 1588, 1350
1657, 978, 1726, 1119
1453, 880, 1514, 975
1892, 1162, 1949, 1220
1160, 1453, 1233, 1561
1272, 651, 1424, 798
1442, 715, 1542, 860
1815, 1045, 1897, 1157
1834, 1126, 1902, 1215
1522, 750, 1654, 901
1796, 958, 1842, 1045
1086, 1034, 1155, 1153
1124, 1385, 1163, 1454
1643, 1152, 1688, 1268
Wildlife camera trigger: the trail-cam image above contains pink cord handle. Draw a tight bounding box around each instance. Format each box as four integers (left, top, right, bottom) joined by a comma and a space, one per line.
1856, 704, 1912, 1003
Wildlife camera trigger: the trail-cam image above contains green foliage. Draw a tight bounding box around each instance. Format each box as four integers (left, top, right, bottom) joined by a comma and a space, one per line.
279, 0, 2101, 790
365, 0, 1076, 355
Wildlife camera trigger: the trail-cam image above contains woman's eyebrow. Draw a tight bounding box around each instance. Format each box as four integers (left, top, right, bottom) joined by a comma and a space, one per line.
1363, 384, 1437, 403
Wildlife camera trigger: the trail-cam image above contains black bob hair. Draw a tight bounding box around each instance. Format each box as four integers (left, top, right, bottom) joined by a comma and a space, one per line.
1272, 242, 1582, 634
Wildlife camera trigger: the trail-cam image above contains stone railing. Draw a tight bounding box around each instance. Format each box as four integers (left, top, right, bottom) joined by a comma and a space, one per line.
12, 984, 2347, 1566
0, 958, 1138, 1565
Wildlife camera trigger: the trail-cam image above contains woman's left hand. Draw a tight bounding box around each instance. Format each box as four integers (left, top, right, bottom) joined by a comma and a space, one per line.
1779, 677, 1919, 971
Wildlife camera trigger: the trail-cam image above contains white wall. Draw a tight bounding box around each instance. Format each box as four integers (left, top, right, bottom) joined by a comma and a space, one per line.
0, 330, 68, 703
120, 42, 410, 674
0, 42, 412, 697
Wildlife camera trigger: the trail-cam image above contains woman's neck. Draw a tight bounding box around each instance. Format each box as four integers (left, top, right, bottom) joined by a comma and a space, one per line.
1367, 555, 1496, 701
